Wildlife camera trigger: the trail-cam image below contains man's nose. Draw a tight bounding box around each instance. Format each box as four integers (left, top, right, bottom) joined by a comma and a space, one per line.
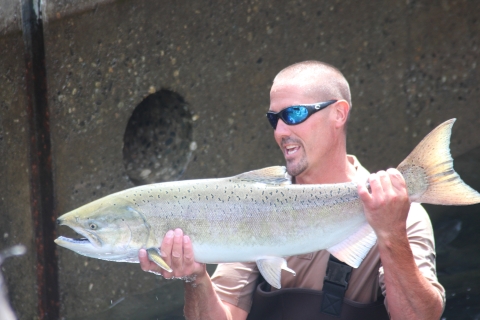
274, 119, 291, 135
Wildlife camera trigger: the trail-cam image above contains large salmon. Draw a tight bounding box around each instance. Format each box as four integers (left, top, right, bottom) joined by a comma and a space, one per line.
55, 119, 480, 288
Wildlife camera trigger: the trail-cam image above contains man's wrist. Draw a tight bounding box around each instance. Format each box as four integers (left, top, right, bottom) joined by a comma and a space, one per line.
185, 267, 209, 287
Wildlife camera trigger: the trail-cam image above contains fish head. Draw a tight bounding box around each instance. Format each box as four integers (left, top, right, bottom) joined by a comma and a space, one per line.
55, 197, 152, 262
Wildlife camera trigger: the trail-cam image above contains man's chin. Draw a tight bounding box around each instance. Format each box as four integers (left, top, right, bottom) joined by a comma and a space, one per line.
286, 161, 308, 178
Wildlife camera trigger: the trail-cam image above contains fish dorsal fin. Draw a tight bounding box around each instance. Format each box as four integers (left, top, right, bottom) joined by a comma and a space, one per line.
327, 223, 377, 268
234, 166, 291, 185
256, 256, 296, 289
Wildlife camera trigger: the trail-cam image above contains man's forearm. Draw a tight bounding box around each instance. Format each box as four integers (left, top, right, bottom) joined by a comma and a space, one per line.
183, 273, 233, 320
378, 233, 443, 320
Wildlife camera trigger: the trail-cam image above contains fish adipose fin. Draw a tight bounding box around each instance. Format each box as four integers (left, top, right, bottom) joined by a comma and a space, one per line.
397, 118, 480, 205
235, 166, 292, 185
327, 223, 377, 268
146, 247, 172, 272
256, 256, 296, 289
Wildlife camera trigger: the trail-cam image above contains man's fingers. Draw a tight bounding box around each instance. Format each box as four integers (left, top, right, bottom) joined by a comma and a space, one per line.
155, 230, 174, 272
378, 170, 397, 196
171, 228, 184, 270
367, 173, 384, 200
357, 182, 372, 202
183, 236, 194, 262
386, 168, 406, 190
139, 228, 201, 279
138, 248, 150, 271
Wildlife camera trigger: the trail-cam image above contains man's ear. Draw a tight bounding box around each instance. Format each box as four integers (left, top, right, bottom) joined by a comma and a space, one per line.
334, 100, 350, 128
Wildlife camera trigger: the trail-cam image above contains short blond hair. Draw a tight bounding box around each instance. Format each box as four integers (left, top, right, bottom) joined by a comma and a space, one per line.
273, 60, 352, 108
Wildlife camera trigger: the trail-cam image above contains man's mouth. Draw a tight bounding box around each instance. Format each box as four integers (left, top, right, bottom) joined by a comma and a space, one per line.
285, 145, 300, 155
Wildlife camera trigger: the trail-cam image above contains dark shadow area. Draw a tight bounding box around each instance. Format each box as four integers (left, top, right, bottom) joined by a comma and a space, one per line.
75, 265, 217, 319
123, 89, 194, 185
426, 145, 480, 319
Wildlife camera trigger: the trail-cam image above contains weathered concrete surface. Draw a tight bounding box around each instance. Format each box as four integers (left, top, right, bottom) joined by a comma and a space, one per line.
0, 33, 38, 319
0, 0, 21, 35
0, 0, 115, 35
0, 0, 479, 318
43, 1, 480, 318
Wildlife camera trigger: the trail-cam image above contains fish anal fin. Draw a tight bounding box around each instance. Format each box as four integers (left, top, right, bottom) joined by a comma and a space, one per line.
235, 166, 291, 185
146, 247, 172, 272
327, 223, 377, 268
256, 256, 296, 289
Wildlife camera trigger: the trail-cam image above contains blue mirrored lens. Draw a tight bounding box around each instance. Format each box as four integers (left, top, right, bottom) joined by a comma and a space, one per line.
283, 106, 308, 124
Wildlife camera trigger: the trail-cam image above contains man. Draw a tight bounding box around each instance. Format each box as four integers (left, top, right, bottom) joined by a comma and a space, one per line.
139, 61, 445, 319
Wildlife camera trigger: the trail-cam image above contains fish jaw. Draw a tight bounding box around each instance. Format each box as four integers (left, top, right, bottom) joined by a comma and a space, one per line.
56, 216, 102, 247
55, 216, 127, 261
55, 236, 105, 257
54, 235, 138, 262
55, 196, 154, 263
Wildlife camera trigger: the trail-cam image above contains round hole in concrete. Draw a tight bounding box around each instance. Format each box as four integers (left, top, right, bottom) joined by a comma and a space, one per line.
123, 89, 194, 185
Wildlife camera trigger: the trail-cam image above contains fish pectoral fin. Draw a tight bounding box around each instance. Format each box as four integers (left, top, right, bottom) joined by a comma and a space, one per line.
327, 222, 377, 268
235, 166, 291, 185
146, 247, 172, 272
256, 257, 296, 289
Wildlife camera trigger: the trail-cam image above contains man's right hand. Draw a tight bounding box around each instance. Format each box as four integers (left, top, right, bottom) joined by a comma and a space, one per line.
139, 228, 248, 320
138, 228, 207, 280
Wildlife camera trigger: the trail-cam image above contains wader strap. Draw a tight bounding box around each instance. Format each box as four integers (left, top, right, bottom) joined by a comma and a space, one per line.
321, 255, 353, 316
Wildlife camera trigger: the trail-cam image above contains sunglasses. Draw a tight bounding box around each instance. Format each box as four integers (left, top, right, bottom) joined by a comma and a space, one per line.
266, 100, 337, 129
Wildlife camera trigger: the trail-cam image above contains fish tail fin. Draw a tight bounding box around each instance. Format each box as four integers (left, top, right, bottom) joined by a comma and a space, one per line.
397, 118, 480, 205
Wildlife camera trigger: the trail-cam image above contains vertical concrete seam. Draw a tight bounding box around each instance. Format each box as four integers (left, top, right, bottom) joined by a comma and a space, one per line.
21, 0, 60, 319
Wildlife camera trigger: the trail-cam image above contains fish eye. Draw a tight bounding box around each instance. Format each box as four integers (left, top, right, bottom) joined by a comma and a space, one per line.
89, 223, 98, 230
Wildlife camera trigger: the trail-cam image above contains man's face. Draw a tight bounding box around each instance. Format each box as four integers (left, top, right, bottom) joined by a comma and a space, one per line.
269, 82, 336, 179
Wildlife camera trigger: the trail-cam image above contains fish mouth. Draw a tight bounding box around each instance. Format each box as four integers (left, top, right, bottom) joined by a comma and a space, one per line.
55, 219, 102, 249
54, 231, 100, 250
55, 236, 91, 245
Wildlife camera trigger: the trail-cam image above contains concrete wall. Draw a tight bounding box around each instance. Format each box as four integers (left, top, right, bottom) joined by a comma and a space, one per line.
0, 31, 39, 319
1, 0, 479, 318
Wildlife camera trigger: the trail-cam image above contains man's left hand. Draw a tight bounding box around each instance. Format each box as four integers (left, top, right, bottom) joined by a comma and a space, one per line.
357, 168, 411, 239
